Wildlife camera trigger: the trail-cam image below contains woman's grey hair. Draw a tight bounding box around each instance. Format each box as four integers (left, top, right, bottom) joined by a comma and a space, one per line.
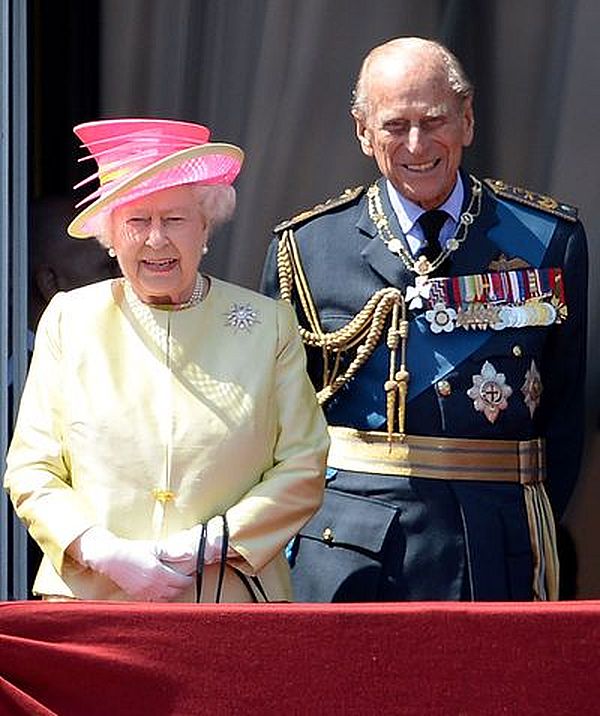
191, 183, 236, 230
351, 37, 474, 121
94, 182, 236, 248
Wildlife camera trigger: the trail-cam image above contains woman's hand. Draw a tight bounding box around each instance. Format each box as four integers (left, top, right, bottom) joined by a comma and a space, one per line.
155, 520, 223, 575
73, 527, 194, 601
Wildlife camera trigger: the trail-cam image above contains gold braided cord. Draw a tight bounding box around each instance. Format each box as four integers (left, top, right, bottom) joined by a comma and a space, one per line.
276, 230, 402, 404
280, 229, 324, 337
316, 288, 402, 404
277, 229, 334, 386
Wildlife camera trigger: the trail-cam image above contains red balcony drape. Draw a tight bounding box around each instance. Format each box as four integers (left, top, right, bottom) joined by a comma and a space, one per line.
1, 600, 599, 715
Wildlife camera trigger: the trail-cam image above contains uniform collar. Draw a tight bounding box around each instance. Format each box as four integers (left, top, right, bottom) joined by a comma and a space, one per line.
357, 172, 502, 284
386, 173, 464, 235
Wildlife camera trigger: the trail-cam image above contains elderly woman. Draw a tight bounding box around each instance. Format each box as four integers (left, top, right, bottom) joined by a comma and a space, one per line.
4, 118, 329, 602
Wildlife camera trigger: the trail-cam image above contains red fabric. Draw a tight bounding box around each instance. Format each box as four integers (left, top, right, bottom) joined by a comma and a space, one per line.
0, 600, 599, 715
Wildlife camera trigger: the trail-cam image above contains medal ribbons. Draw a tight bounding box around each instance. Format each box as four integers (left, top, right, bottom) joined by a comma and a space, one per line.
420, 267, 567, 333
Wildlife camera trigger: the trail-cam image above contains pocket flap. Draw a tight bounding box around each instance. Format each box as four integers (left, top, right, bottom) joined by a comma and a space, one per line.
299, 488, 397, 553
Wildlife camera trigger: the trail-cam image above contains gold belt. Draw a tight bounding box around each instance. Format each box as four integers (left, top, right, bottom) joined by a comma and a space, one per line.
327, 426, 545, 485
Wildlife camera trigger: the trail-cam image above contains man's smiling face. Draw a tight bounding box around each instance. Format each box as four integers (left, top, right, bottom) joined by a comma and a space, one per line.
354, 47, 474, 209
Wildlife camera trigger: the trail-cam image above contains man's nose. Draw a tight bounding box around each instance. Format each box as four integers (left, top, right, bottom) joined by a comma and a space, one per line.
407, 125, 423, 153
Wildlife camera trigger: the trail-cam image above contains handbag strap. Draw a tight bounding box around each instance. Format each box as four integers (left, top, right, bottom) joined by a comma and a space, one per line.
230, 567, 270, 603
230, 568, 259, 603
214, 515, 229, 603
249, 575, 269, 602
195, 515, 269, 603
195, 522, 208, 604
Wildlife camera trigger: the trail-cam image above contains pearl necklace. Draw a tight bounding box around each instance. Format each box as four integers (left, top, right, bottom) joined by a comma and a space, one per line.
168, 273, 205, 310
367, 175, 483, 276
123, 273, 206, 311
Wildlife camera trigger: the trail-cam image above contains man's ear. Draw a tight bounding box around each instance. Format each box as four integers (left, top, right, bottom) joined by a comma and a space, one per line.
353, 114, 374, 157
462, 96, 475, 148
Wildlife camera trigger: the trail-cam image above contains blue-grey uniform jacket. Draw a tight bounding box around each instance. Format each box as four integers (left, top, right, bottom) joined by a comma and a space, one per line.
261, 172, 588, 601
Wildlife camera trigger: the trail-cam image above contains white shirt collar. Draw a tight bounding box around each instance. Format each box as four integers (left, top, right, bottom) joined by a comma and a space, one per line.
385, 174, 464, 254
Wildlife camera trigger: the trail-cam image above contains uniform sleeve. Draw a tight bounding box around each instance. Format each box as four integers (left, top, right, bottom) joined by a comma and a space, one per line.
543, 222, 588, 517
259, 236, 282, 299
4, 294, 98, 575
225, 300, 329, 572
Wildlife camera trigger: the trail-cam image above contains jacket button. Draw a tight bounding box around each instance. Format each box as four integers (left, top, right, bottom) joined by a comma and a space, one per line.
436, 379, 452, 397
512, 345, 523, 357
152, 488, 175, 503
322, 527, 334, 543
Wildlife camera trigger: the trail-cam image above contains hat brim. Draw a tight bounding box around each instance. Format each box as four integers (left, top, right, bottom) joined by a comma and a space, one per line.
67, 142, 244, 238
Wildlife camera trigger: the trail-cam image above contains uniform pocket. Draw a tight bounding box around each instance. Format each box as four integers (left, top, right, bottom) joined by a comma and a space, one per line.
299, 488, 397, 552
291, 487, 398, 602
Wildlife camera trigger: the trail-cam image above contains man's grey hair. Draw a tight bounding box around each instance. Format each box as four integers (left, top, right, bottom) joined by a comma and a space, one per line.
93, 183, 236, 248
351, 37, 474, 120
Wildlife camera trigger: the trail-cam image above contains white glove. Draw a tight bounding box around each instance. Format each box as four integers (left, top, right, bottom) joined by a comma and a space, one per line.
155, 519, 224, 575
74, 526, 194, 601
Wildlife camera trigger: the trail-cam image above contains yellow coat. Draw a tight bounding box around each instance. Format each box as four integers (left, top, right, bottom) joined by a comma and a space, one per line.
4, 277, 329, 602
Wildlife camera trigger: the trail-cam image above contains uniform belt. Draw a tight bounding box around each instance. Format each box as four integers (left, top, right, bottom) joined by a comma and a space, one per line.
327, 426, 545, 485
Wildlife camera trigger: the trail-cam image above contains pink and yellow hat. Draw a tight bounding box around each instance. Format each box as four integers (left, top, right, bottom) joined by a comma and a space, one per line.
67, 118, 244, 238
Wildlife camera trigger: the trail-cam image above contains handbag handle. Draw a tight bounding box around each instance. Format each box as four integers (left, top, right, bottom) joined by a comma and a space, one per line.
229, 568, 270, 603
195, 522, 208, 603
195, 515, 269, 603
214, 515, 229, 603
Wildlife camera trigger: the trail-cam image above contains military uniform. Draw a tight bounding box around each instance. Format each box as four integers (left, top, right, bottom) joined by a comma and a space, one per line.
261, 171, 588, 601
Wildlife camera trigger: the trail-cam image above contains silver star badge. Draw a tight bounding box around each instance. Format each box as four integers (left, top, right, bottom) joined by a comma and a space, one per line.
467, 360, 512, 423
521, 359, 543, 418
224, 303, 261, 332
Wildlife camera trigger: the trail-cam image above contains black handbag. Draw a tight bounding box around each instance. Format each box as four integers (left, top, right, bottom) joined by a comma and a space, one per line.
195, 515, 269, 603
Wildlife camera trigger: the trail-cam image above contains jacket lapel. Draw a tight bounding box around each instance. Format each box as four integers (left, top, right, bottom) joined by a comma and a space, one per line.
358, 178, 416, 292
358, 174, 505, 285
444, 172, 503, 275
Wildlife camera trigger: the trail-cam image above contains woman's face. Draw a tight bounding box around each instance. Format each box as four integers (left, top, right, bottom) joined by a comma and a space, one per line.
111, 185, 208, 304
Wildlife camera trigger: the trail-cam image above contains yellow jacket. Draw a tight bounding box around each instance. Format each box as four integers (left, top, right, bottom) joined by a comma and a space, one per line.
5, 277, 329, 602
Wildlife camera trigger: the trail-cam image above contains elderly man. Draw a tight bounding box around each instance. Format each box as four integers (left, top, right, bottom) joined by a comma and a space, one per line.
261, 37, 588, 601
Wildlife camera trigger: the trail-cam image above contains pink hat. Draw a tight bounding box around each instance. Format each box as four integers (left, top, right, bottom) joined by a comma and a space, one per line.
67, 118, 244, 238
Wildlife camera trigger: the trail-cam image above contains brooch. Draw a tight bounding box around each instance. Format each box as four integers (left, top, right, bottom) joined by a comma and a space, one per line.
224, 303, 261, 332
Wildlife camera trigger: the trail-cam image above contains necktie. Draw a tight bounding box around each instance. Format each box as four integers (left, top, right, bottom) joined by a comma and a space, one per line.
417, 209, 448, 263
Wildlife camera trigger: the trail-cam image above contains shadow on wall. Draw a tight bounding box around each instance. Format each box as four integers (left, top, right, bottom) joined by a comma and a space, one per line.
20, 196, 120, 596
29, 195, 120, 330
567, 413, 600, 599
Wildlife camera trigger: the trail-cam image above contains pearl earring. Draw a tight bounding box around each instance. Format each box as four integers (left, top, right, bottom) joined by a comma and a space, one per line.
107, 247, 116, 258
202, 245, 209, 256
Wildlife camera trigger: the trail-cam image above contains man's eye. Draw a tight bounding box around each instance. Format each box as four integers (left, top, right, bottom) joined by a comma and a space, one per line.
127, 217, 149, 225
422, 117, 445, 130
165, 217, 184, 224
383, 122, 409, 134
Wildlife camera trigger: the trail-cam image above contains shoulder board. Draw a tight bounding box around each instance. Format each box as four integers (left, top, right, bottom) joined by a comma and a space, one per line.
274, 186, 364, 233
484, 178, 578, 222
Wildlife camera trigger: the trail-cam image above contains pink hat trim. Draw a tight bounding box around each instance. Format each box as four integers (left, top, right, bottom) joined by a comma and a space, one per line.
69, 119, 243, 237
73, 120, 213, 206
